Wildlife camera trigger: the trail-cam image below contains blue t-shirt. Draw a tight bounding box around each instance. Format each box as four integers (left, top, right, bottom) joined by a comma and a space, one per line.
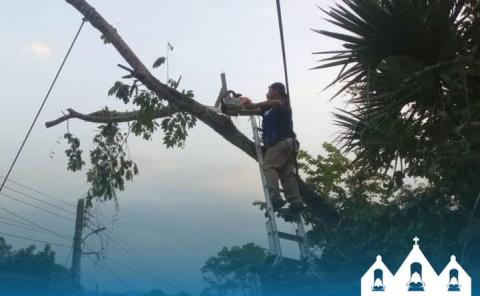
261, 97, 295, 147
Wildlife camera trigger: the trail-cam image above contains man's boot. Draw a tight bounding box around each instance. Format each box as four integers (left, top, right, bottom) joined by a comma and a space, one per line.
271, 196, 287, 211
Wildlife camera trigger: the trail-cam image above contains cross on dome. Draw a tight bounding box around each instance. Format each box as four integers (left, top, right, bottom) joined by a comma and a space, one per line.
413, 236, 420, 245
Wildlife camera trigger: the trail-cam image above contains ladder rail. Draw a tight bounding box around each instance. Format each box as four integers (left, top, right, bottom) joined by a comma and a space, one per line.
251, 116, 309, 260
296, 215, 308, 259
217, 72, 308, 261
250, 116, 283, 257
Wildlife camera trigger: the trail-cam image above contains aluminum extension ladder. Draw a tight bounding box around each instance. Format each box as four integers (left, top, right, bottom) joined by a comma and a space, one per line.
213, 73, 309, 261
249, 116, 309, 261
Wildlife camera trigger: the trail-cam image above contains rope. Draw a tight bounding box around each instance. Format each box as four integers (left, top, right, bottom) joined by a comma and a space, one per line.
0, 18, 87, 194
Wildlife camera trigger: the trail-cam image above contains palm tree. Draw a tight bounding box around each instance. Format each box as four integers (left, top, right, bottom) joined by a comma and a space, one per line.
316, 0, 480, 204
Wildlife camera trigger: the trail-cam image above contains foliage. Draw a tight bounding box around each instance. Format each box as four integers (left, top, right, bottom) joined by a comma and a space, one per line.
160, 111, 197, 148
312, 3, 480, 292
315, 0, 480, 205
201, 2, 480, 294
63, 57, 197, 207
298, 143, 395, 225
203, 143, 480, 296
64, 133, 85, 172
201, 243, 267, 296
0, 237, 77, 296
153, 57, 166, 69
84, 123, 138, 207
297, 145, 480, 295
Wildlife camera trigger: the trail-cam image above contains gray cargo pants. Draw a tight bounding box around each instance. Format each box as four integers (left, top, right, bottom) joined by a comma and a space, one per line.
263, 138, 302, 206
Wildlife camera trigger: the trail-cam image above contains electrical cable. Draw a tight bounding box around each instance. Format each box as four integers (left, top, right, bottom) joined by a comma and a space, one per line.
83, 254, 136, 294
0, 192, 75, 222
0, 231, 71, 249
0, 219, 64, 235
85, 218, 180, 293
3, 185, 76, 215
0, 176, 76, 208
0, 18, 86, 194
0, 205, 71, 240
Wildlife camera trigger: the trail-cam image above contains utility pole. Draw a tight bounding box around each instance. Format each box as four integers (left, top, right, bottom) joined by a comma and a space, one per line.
71, 198, 85, 286
70, 198, 105, 295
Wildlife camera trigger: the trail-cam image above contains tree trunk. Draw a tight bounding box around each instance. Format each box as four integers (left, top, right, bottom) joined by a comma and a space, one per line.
54, 0, 340, 225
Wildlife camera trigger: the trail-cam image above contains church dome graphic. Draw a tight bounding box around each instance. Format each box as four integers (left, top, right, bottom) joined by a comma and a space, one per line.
361, 237, 471, 296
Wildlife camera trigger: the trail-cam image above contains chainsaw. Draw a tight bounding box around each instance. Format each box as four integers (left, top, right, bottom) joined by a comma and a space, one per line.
219, 90, 258, 116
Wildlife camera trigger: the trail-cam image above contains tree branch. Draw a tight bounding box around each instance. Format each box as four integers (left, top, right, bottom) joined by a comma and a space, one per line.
64, 0, 256, 159
45, 107, 178, 128
60, 0, 340, 225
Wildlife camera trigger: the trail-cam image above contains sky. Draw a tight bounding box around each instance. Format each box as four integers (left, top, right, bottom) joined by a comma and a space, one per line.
0, 0, 346, 294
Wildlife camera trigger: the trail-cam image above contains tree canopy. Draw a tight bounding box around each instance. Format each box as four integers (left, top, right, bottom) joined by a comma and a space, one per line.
0, 237, 77, 296
201, 142, 480, 296
315, 0, 480, 204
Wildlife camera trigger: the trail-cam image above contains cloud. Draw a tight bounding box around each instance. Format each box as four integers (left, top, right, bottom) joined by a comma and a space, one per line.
29, 42, 52, 59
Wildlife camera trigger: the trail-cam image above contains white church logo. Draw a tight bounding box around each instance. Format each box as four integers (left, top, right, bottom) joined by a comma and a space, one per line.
361, 237, 471, 296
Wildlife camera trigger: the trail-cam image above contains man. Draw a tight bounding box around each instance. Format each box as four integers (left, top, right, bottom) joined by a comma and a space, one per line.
242, 82, 303, 213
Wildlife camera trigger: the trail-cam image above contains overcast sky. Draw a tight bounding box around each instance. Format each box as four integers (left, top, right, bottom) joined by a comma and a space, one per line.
0, 0, 345, 294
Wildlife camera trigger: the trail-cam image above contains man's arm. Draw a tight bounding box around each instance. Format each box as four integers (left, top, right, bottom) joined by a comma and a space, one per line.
240, 98, 284, 115
232, 97, 284, 116
247, 99, 284, 109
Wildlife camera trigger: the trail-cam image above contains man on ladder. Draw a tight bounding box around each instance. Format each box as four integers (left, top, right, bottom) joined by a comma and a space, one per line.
241, 82, 303, 215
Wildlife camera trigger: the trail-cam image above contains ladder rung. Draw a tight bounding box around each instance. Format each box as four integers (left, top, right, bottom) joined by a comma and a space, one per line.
270, 256, 303, 267
281, 257, 304, 265
277, 231, 304, 242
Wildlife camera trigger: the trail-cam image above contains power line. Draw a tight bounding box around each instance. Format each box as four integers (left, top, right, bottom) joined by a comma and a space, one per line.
85, 207, 180, 293
63, 247, 74, 268
86, 215, 145, 265
85, 216, 178, 292
83, 253, 136, 294
95, 231, 155, 278
105, 231, 177, 289
0, 176, 75, 208
0, 219, 64, 236
0, 192, 75, 222
96, 253, 177, 294
3, 185, 76, 215
0, 231, 71, 249
86, 220, 149, 269
85, 221, 179, 294
0, 205, 71, 241
0, 18, 86, 194
83, 244, 145, 276
0, 215, 38, 228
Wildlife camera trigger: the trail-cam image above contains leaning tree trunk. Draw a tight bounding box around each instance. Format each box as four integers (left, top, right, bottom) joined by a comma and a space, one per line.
48, 0, 340, 226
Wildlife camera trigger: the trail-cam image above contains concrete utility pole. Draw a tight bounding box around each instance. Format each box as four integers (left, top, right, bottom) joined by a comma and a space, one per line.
71, 198, 85, 285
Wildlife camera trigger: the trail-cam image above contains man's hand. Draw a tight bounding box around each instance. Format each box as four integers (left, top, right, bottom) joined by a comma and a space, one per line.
239, 96, 253, 107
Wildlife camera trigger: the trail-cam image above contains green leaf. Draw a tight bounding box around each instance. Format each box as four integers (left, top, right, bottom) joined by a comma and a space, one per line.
153, 57, 166, 68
